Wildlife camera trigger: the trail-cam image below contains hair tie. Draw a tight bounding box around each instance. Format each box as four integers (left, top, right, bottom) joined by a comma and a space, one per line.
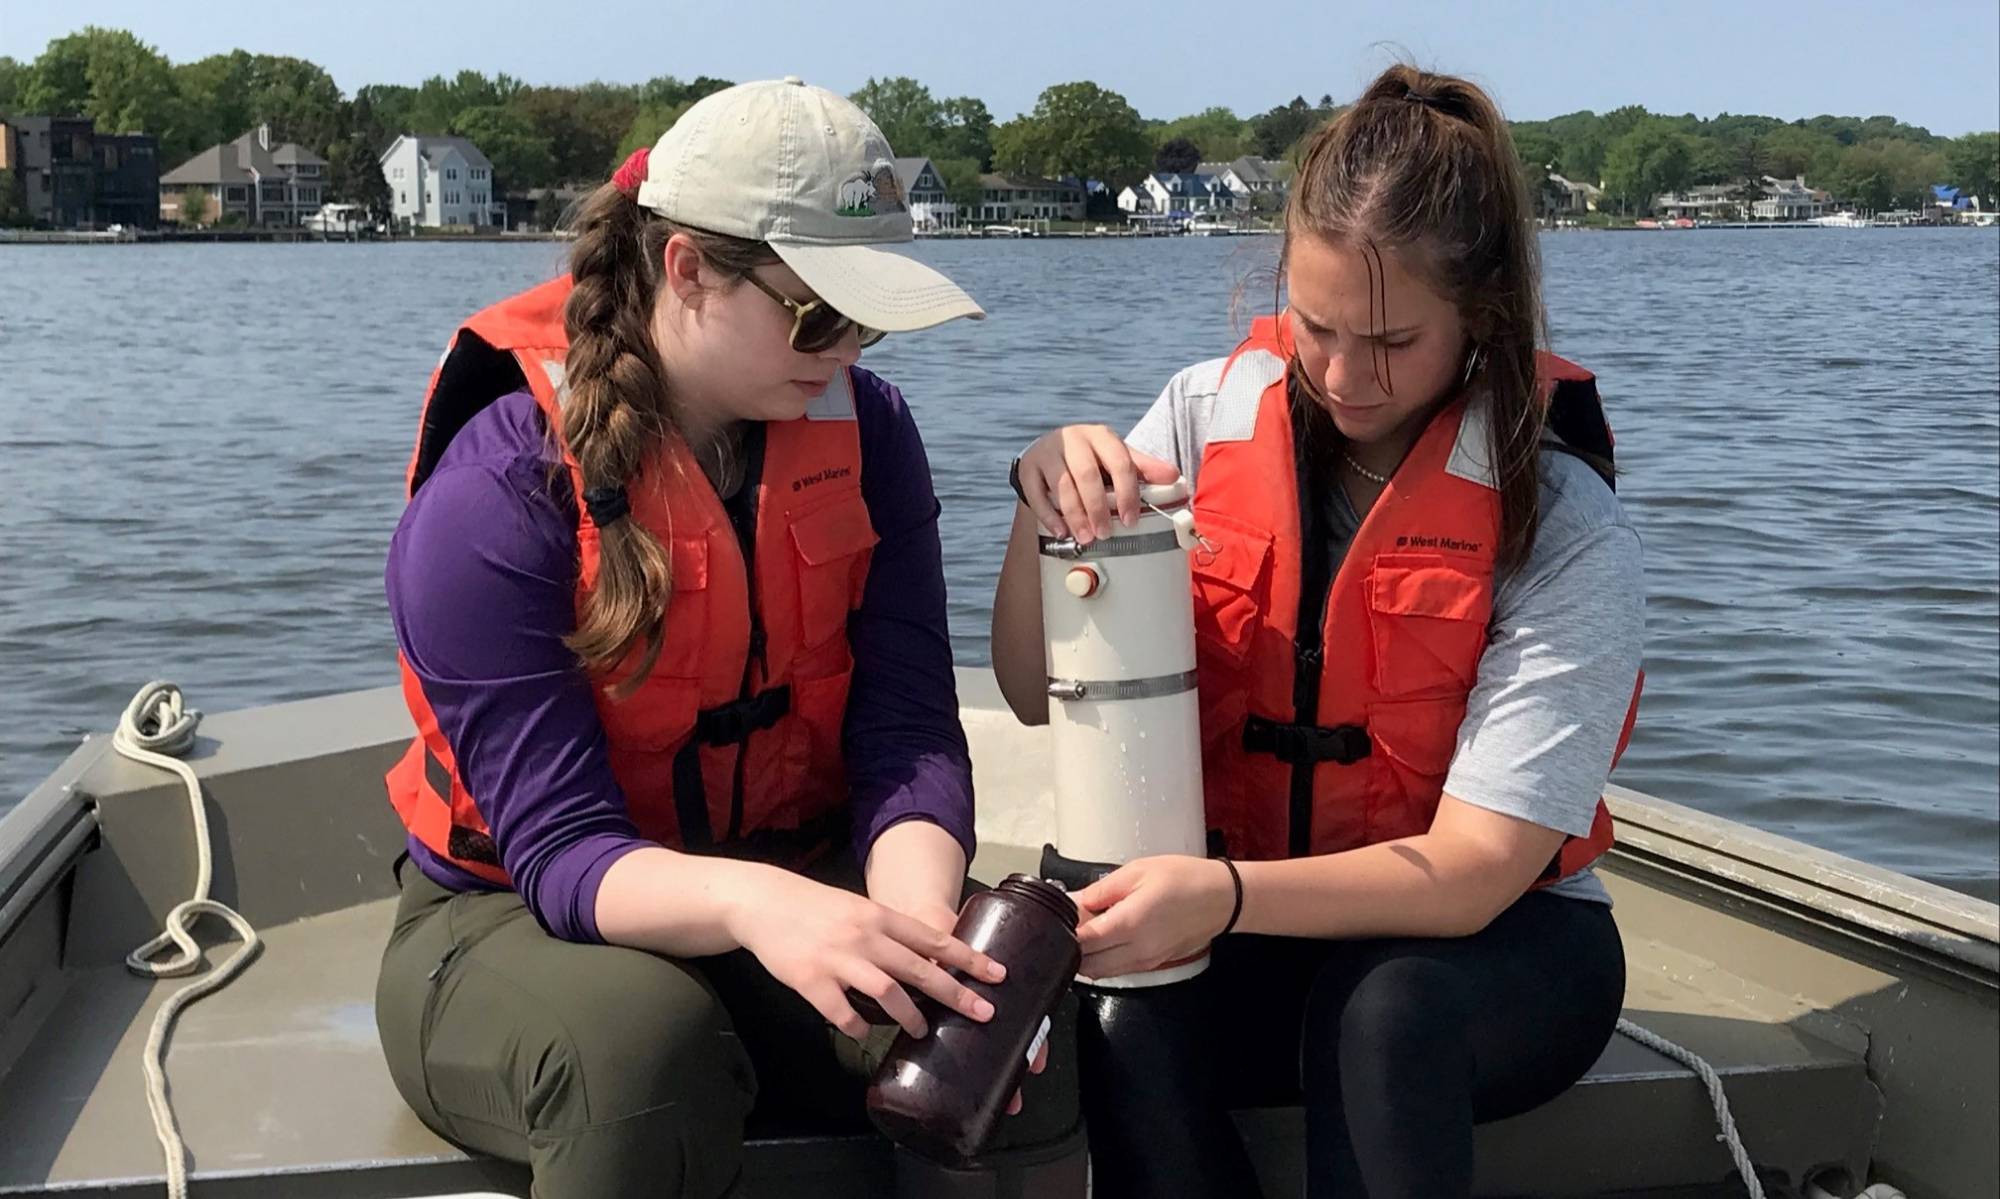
611, 148, 651, 198
583, 484, 631, 527
1403, 90, 1459, 119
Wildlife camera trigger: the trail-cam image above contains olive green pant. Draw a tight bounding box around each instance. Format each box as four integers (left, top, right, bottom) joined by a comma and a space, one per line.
375, 855, 1081, 1198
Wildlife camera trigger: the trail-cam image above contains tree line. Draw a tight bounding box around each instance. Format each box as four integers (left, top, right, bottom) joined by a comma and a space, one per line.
2, 26, 1995, 225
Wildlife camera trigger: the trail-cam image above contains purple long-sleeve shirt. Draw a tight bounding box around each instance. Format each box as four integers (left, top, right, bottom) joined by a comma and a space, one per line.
386, 368, 974, 943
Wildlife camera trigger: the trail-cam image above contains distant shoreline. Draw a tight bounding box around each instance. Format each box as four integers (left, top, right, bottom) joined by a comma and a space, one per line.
4, 223, 1993, 247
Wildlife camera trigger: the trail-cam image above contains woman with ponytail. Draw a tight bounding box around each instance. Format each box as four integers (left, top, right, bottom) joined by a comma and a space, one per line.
374, 79, 1077, 1196
991, 64, 1643, 1197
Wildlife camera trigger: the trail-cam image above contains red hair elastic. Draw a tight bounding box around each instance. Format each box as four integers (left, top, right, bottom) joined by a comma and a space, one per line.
612, 148, 650, 197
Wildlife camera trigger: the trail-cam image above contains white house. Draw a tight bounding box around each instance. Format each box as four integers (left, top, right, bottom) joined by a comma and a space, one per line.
1116, 184, 1155, 214
1753, 175, 1829, 221
1197, 156, 1286, 199
1138, 172, 1238, 216
894, 156, 956, 229
379, 135, 503, 229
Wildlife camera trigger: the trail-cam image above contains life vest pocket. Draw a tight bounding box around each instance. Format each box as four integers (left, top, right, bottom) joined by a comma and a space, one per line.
790, 494, 880, 650
1189, 509, 1274, 664
593, 672, 703, 752
1364, 554, 1493, 697
1364, 694, 1469, 840
766, 665, 854, 830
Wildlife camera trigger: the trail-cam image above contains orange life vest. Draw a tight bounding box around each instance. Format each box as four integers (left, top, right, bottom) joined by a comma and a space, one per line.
386, 277, 879, 884
1190, 315, 1637, 879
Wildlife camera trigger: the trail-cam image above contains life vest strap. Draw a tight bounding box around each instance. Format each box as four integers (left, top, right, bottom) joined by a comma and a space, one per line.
695, 685, 793, 745
1242, 715, 1373, 766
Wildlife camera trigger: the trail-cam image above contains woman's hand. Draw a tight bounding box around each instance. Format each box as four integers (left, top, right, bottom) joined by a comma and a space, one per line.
1015, 425, 1180, 544
1073, 855, 1237, 980
728, 866, 1006, 1041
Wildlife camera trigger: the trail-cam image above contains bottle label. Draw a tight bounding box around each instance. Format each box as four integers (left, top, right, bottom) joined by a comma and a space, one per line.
1025, 1015, 1051, 1069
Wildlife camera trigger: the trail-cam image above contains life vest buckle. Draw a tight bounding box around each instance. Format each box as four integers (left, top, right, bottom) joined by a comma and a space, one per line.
1242, 715, 1373, 766
694, 685, 793, 746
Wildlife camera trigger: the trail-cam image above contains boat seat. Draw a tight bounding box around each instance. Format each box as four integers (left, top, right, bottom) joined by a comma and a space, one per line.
0, 876, 1874, 1199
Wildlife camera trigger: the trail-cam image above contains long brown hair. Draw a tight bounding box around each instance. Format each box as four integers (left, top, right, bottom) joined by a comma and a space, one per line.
1281, 63, 1558, 573
557, 184, 773, 690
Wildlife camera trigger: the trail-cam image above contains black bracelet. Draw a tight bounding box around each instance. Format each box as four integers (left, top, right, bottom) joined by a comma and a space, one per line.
1217, 856, 1244, 937
1008, 453, 1029, 507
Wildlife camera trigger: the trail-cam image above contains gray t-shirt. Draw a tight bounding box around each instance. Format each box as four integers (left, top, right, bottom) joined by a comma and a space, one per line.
1129, 359, 1645, 905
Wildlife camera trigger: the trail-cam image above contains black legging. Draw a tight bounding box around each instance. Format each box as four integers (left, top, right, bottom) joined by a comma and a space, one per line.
1077, 890, 1625, 1198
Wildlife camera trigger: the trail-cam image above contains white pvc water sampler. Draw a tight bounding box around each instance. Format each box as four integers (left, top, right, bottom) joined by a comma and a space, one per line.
1037, 479, 1211, 988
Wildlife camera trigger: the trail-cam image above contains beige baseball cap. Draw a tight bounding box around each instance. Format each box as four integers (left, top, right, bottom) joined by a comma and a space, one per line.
635, 76, 984, 333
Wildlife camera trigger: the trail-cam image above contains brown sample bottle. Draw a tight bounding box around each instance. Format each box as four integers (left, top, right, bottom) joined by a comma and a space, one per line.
865, 874, 1080, 1162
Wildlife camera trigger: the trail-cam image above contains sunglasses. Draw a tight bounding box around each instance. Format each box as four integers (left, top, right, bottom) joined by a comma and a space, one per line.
744, 271, 886, 354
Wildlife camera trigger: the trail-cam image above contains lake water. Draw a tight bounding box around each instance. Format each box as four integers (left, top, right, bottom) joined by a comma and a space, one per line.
2, 230, 1996, 899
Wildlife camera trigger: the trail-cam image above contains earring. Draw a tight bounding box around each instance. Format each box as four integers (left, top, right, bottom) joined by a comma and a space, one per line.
1459, 346, 1486, 389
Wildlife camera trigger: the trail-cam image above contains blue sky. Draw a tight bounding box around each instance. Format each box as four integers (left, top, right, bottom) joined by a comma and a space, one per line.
5, 0, 1997, 136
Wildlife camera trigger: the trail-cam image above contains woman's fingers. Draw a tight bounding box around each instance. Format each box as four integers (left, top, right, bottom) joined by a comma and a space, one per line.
1061, 433, 1114, 540
844, 962, 930, 1039
1016, 456, 1068, 538
807, 981, 871, 1041
1088, 425, 1144, 527
880, 908, 1006, 985
1130, 446, 1183, 484
877, 936, 995, 1026
1054, 471, 1090, 545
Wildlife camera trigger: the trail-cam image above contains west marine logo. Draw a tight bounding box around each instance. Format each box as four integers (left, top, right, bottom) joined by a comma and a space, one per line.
1395, 534, 1485, 553
792, 466, 854, 492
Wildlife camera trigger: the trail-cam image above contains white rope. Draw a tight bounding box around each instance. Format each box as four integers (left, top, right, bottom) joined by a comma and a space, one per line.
113, 682, 262, 1199
1615, 1016, 1766, 1199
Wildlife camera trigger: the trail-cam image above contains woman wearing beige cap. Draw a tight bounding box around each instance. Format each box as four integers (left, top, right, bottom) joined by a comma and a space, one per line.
372, 78, 1080, 1196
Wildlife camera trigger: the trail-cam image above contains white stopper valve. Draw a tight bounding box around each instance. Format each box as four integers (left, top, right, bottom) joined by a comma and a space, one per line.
1064, 565, 1103, 598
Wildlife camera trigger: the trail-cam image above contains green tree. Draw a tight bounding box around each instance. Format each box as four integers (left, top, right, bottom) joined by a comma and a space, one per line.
0, 56, 25, 113
933, 155, 985, 213
1559, 125, 1610, 183
242, 55, 346, 151
1735, 174, 1766, 219
617, 100, 690, 162
174, 52, 255, 155
849, 76, 942, 157
326, 134, 391, 221
1602, 120, 1694, 213
637, 75, 731, 109
1155, 107, 1250, 163
1514, 129, 1561, 177
171, 51, 345, 158
22, 27, 184, 143
1946, 131, 1999, 205
1834, 139, 1948, 210
1250, 95, 1334, 160
612, 77, 731, 171
1688, 136, 1738, 185
934, 96, 994, 169
351, 84, 418, 151
989, 116, 1039, 175
1834, 146, 1895, 212
452, 103, 554, 191
514, 83, 638, 185
535, 189, 568, 230
1155, 136, 1200, 174
994, 81, 1151, 189
177, 187, 208, 225
409, 73, 470, 135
